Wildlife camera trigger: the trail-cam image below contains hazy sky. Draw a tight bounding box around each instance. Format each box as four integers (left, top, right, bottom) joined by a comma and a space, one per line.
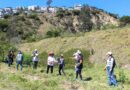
0, 0, 130, 16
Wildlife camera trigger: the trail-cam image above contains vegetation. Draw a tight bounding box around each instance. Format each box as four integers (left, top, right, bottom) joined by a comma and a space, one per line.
120, 16, 130, 26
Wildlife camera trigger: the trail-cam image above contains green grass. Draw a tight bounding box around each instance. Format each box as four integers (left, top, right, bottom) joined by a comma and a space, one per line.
0, 62, 130, 90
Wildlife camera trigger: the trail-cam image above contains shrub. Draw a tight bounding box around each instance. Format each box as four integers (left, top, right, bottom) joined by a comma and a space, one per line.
28, 13, 39, 20
72, 10, 80, 15
38, 52, 48, 66
56, 8, 65, 18
23, 53, 32, 66
3, 15, 11, 19
46, 29, 61, 38
120, 16, 130, 26
0, 19, 9, 32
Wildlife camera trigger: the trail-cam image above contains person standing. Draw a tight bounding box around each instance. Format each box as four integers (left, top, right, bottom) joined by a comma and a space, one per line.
16, 51, 24, 71
73, 50, 83, 80
46, 51, 56, 74
7, 50, 15, 67
104, 52, 117, 86
58, 54, 66, 75
32, 49, 39, 69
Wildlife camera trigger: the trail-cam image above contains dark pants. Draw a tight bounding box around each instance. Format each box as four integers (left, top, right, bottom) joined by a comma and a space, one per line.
59, 64, 65, 75
76, 68, 82, 80
10, 59, 13, 65
33, 61, 38, 69
8, 60, 12, 67
46, 65, 53, 74
16, 61, 23, 71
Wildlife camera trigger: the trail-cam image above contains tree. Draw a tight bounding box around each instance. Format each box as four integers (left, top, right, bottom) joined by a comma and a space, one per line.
79, 5, 93, 32
120, 16, 130, 26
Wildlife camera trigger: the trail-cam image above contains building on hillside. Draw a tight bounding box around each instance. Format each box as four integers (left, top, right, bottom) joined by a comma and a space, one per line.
28, 5, 39, 11
0, 9, 4, 18
74, 4, 82, 10
4, 7, 13, 15
40, 7, 47, 12
12, 9, 19, 14
48, 7, 57, 13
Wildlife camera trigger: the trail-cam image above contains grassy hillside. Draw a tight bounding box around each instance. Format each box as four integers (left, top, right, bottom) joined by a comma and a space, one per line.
19, 26, 130, 65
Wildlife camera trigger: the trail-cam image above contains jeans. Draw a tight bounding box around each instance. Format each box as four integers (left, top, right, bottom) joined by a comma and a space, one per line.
16, 61, 23, 71
46, 65, 53, 74
33, 61, 38, 69
106, 66, 117, 86
59, 64, 65, 75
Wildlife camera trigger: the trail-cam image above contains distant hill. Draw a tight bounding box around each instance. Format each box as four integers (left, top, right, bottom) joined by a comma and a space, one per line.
0, 5, 120, 43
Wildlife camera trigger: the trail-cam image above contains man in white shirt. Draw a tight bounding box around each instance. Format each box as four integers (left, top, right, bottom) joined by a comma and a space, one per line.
105, 52, 117, 86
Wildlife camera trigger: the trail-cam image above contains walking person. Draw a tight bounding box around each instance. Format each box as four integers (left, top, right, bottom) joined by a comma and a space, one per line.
104, 52, 117, 86
58, 54, 66, 75
73, 50, 83, 80
32, 49, 39, 69
7, 50, 15, 67
46, 51, 57, 74
16, 51, 24, 71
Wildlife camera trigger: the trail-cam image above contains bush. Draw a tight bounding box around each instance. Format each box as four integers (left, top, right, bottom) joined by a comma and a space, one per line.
38, 52, 48, 66
23, 53, 32, 66
0, 19, 9, 32
46, 29, 61, 38
28, 13, 39, 20
120, 16, 130, 26
3, 15, 11, 19
56, 8, 65, 18
72, 10, 80, 15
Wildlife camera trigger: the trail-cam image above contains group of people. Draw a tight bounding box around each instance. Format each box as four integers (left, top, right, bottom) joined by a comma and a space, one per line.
6, 49, 118, 87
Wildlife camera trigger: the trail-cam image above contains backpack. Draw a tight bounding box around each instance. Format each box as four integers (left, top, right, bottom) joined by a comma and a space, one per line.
16, 54, 23, 61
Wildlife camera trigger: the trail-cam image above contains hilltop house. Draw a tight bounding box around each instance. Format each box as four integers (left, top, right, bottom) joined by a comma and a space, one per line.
28, 5, 39, 11
74, 4, 82, 10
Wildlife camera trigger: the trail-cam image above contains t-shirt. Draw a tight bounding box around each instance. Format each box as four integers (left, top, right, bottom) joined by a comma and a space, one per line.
106, 56, 115, 70
47, 56, 56, 66
59, 58, 65, 66
16, 54, 23, 62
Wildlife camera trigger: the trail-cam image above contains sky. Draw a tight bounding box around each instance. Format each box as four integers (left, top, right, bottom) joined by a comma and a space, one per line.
0, 0, 130, 16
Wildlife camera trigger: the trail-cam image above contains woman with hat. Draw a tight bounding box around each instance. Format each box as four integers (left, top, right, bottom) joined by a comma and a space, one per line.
58, 54, 66, 75
32, 49, 39, 69
104, 51, 117, 86
73, 50, 83, 80
46, 51, 56, 74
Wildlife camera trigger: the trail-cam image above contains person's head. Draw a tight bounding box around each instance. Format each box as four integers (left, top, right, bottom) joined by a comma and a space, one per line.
9, 50, 13, 54
106, 51, 112, 57
48, 51, 54, 56
18, 50, 22, 54
77, 50, 81, 55
60, 54, 64, 58
34, 49, 38, 52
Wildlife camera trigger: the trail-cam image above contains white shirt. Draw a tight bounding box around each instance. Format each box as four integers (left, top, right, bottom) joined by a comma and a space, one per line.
47, 56, 56, 66
33, 56, 39, 61
106, 57, 114, 69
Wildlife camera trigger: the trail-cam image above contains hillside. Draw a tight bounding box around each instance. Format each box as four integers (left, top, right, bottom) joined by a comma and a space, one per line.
0, 5, 120, 44
19, 26, 130, 65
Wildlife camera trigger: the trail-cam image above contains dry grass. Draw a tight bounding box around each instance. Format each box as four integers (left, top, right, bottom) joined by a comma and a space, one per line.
19, 26, 130, 65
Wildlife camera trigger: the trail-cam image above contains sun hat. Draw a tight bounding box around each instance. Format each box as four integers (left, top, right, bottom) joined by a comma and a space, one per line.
107, 51, 112, 55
